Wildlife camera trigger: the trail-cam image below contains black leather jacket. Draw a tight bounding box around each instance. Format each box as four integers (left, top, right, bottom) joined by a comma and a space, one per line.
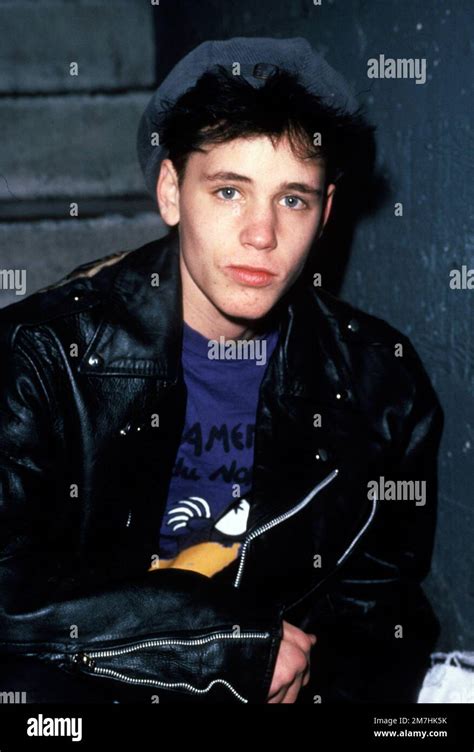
0, 231, 443, 704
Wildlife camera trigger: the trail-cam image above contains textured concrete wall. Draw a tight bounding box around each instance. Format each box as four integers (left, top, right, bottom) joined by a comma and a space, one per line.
0, 0, 166, 297
2, 93, 153, 199
0, 0, 472, 654
0, 0, 156, 93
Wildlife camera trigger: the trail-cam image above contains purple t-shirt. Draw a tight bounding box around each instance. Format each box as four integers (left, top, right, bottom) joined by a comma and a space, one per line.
157, 321, 279, 576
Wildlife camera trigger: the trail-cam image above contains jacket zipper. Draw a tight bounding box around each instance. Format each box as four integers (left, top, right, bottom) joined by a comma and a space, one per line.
336, 489, 378, 567
233, 468, 339, 589
233, 470, 379, 593
71, 630, 270, 703
282, 489, 379, 614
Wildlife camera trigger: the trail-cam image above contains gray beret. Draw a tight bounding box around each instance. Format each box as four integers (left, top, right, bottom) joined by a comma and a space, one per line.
137, 36, 358, 198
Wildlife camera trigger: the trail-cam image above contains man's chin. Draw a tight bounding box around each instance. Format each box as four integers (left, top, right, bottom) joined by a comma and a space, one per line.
215, 301, 281, 333
219, 302, 274, 322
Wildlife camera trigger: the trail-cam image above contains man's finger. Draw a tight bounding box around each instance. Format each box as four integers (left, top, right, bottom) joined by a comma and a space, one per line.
267, 684, 290, 704
281, 674, 305, 704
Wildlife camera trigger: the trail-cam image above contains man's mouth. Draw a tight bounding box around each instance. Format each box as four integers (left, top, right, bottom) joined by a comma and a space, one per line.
225, 265, 276, 288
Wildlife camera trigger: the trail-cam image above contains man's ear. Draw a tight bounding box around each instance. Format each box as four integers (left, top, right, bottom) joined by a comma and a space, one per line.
156, 159, 180, 226
321, 183, 336, 230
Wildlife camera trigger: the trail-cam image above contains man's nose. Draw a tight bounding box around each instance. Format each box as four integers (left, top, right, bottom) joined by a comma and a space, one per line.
239, 206, 278, 251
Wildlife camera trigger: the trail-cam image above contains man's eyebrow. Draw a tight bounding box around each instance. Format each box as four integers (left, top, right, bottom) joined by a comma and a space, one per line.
204, 171, 252, 184
204, 172, 324, 196
284, 182, 323, 197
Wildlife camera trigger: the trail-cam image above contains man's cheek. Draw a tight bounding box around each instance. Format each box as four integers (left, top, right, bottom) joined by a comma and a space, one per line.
209, 199, 243, 220
230, 202, 242, 218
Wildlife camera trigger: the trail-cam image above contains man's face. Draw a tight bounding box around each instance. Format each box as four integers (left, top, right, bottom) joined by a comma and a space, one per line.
157, 133, 335, 334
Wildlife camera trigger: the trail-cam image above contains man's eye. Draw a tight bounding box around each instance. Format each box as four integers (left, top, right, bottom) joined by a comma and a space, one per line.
216, 187, 240, 200
280, 195, 307, 210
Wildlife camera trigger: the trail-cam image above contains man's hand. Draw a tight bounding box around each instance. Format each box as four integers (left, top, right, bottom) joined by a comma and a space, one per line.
266, 620, 317, 703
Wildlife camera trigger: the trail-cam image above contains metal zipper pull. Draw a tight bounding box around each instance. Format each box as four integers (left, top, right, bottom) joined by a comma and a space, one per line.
71, 652, 96, 670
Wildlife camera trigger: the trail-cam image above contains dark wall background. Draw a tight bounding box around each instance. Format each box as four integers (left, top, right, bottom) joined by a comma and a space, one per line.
0, 0, 473, 652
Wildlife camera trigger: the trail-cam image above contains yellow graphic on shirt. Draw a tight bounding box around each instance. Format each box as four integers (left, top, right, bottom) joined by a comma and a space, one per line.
148, 541, 242, 577
148, 497, 250, 578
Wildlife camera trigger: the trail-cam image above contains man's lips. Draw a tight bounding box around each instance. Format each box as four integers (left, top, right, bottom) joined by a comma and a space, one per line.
225, 265, 277, 287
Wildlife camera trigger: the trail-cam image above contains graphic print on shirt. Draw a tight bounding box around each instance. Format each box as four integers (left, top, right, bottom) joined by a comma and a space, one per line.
157, 492, 251, 577
152, 321, 279, 578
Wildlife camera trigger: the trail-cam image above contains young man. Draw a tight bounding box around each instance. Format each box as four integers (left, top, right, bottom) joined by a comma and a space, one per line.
0, 37, 443, 704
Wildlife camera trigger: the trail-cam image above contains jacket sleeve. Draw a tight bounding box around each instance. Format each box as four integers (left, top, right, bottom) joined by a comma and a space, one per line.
296, 336, 444, 703
0, 326, 283, 704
